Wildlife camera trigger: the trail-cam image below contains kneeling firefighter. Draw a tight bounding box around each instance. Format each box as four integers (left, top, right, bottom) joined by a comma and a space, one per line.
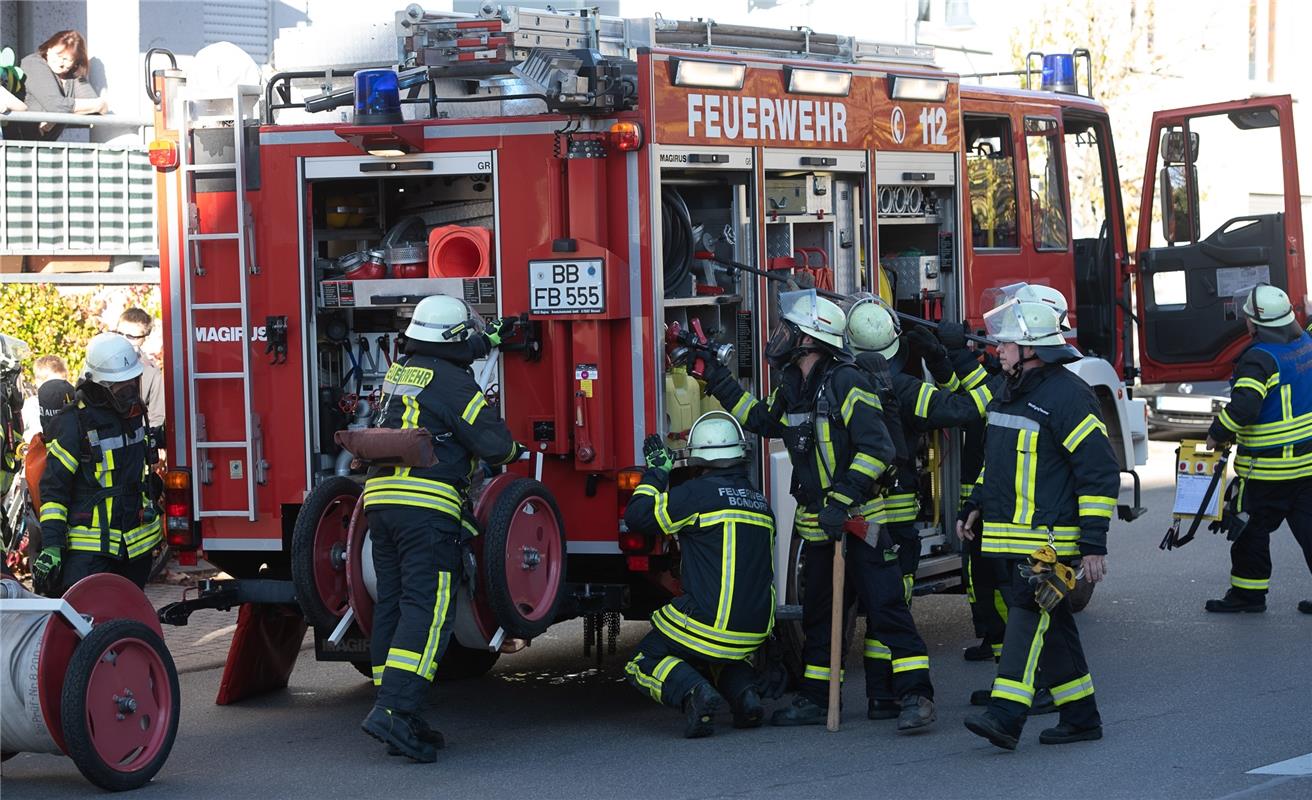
958, 291, 1117, 750
846, 296, 991, 720
701, 289, 937, 731
1203, 283, 1312, 615
32, 333, 162, 596
359, 295, 523, 762
622, 412, 776, 738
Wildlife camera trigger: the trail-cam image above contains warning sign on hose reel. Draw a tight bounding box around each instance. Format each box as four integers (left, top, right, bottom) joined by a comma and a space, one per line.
576, 363, 598, 398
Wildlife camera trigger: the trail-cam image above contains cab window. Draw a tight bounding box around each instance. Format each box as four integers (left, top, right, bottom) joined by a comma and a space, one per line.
1025, 117, 1069, 251
965, 115, 1019, 249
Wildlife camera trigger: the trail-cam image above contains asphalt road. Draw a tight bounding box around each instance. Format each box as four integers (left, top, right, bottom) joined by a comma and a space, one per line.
5, 440, 1310, 799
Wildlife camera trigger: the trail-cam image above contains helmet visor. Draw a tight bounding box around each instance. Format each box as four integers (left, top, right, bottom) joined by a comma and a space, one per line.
983, 299, 1032, 342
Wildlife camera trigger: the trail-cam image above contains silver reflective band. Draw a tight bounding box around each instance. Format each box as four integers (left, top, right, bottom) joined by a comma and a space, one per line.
987, 412, 1041, 432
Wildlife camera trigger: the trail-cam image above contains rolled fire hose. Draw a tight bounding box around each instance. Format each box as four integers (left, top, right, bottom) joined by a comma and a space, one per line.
0, 574, 180, 791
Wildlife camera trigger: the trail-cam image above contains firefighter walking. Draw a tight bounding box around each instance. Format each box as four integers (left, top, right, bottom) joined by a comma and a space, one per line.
1203, 283, 1312, 615
702, 289, 936, 732
359, 295, 522, 762
958, 292, 1117, 750
846, 296, 991, 720
31, 333, 162, 596
622, 412, 776, 737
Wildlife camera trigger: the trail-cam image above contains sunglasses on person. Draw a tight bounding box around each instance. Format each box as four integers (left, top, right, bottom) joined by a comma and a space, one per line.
115, 329, 150, 342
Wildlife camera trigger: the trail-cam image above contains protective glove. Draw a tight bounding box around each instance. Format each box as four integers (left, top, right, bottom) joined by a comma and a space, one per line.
935, 321, 968, 351
905, 327, 953, 384
699, 359, 737, 398
32, 546, 62, 596
486, 316, 515, 347
818, 503, 848, 542
642, 434, 674, 474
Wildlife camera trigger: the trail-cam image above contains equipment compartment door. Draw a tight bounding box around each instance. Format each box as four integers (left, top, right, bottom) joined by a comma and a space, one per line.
1134, 95, 1305, 383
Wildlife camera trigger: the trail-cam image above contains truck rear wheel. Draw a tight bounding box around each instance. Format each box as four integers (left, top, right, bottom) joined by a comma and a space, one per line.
479, 477, 567, 640
290, 477, 361, 631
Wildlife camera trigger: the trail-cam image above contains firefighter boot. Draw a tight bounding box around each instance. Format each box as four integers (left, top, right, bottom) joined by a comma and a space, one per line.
868, 699, 900, 720
730, 686, 765, 729
387, 717, 446, 756
963, 639, 995, 662
963, 711, 1020, 751
1031, 687, 1057, 715
1039, 722, 1103, 745
362, 706, 438, 763
1205, 590, 1266, 613
1298, 600, 1312, 614
896, 695, 936, 733
683, 682, 723, 739
970, 689, 991, 706
770, 694, 828, 726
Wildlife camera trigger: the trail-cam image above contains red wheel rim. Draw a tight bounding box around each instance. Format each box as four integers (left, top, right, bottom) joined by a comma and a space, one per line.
311, 494, 355, 618
345, 501, 374, 636
502, 496, 563, 622
82, 636, 174, 773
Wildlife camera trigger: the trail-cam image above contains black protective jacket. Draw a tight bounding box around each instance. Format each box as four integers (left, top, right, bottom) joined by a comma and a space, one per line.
624, 465, 776, 660
708, 358, 894, 541
39, 388, 160, 559
362, 351, 518, 523
967, 364, 1119, 559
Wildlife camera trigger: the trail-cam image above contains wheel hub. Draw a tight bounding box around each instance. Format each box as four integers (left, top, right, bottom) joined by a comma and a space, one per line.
520, 546, 541, 570
330, 541, 347, 571
113, 689, 138, 718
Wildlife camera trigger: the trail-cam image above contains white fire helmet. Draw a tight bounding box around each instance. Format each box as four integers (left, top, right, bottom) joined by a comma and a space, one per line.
405, 294, 484, 342
845, 295, 901, 358
1241, 282, 1295, 328
685, 411, 748, 466
83, 332, 143, 383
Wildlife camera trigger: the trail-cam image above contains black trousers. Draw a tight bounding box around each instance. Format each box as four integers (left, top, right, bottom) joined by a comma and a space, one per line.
966, 534, 1010, 660
1228, 476, 1312, 599
624, 626, 758, 710
366, 506, 463, 716
60, 549, 153, 594
800, 534, 933, 707
986, 557, 1099, 732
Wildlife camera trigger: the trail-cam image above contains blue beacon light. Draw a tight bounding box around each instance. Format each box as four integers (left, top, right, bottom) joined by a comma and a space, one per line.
1040, 54, 1077, 94
353, 68, 403, 125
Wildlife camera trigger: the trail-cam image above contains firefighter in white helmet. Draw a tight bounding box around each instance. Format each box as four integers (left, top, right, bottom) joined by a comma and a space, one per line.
701, 290, 937, 731
359, 294, 524, 762
32, 333, 162, 596
1203, 283, 1312, 616
846, 296, 991, 721
959, 294, 1117, 750
622, 412, 776, 738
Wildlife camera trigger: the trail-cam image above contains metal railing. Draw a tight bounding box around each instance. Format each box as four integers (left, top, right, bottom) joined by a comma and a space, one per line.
0, 110, 157, 260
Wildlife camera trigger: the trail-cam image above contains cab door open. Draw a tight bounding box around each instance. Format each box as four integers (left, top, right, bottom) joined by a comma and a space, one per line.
1134, 95, 1305, 383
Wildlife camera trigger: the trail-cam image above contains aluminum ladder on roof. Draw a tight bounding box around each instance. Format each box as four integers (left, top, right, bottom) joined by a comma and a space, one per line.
179, 84, 265, 521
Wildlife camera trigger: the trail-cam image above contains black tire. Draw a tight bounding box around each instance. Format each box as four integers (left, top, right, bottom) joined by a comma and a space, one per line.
1068, 575, 1096, 613
290, 476, 361, 630
61, 619, 181, 792
147, 544, 172, 583
434, 641, 500, 681
482, 478, 567, 639
779, 536, 858, 685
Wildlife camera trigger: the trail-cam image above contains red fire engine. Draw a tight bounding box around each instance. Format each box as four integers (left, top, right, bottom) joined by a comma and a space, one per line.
144, 7, 1303, 696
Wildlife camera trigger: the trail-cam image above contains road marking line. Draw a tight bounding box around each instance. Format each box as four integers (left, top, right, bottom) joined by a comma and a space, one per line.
1247, 753, 1312, 776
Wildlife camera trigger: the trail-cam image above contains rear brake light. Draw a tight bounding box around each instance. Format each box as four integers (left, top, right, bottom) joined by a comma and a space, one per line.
163, 468, 196, 548
619, 531, 651, 553
609, 122, 643, 151
148, 138, 178, 169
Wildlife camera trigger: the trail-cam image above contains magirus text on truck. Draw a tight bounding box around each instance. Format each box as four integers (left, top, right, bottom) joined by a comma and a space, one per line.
142, 5, 1303, 699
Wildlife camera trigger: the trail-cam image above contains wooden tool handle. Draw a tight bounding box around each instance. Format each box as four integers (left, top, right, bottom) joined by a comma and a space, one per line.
827, 540, 846, 732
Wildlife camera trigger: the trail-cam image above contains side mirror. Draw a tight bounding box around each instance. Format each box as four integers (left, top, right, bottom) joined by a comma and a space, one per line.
1159, 165, 1200, 244
1160, 131, 1201, 164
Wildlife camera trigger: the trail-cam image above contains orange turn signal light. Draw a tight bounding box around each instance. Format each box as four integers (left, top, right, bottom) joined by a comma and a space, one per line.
617, 467, 644, 492
609, 122, 643, 152
164, 469, 190, 491
148, 138, 178, 169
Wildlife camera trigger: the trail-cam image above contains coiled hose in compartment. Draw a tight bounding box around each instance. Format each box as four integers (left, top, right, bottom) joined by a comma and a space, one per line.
661, 188, 693, 298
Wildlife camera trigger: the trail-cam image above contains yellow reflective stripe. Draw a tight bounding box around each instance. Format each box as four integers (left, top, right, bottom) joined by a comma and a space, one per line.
841, 388, 882, 426
632, 484, 661, 499
1078, 494, 1117, 519
1230, 574, 1269, 591
730, 393, 757, 426
653, 495, 697, 536
656, 605, 768, 645
1050, 674, 1094, 705
963, 365, 988, 391
1013, 430, 1038, 526
1282, 385, 1293, 420
1062, 413, 1107, 452
714, 523, 737, 628
827, 490, 855, 507
40, 502, 68, 522
991, 677, 1034, 706
969, 385, 993, 416
802, 664, 845, 681
461, 392, 487, 425
1233, 377, 1269, 397
364, 476, 461, 502
123, 518, 163, 559
903, 573, 914, 605
982, 540, 1081, 557
991, 642, 1004, 658
372, 664, 384, 686
892, 655, 930, 673
418, 572, 453, 680
863, 638, 891, 660
914, 383, 935, 418
651, 609, 757, 659
941, 373, 962, 392
699, 509, 774, 528
1217, 408, 1242, 433
849, 452, 886, 480
1023, 609, 1050, 688
398, 395, 421, 429
388, 365, 433, 388
361, 493, 462, 517
47, 439, 77, 472
385, 647, 423, 674
1236, 411, 1312, 448
1234, 451, 1312, 480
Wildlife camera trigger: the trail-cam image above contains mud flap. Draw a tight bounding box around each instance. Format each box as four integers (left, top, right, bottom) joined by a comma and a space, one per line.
215, 603, 307, 705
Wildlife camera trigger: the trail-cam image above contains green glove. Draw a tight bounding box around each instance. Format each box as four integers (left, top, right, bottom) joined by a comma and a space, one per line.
642, 434, 674, 474
32, 546, 62, 595
486, 316, 517, 347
